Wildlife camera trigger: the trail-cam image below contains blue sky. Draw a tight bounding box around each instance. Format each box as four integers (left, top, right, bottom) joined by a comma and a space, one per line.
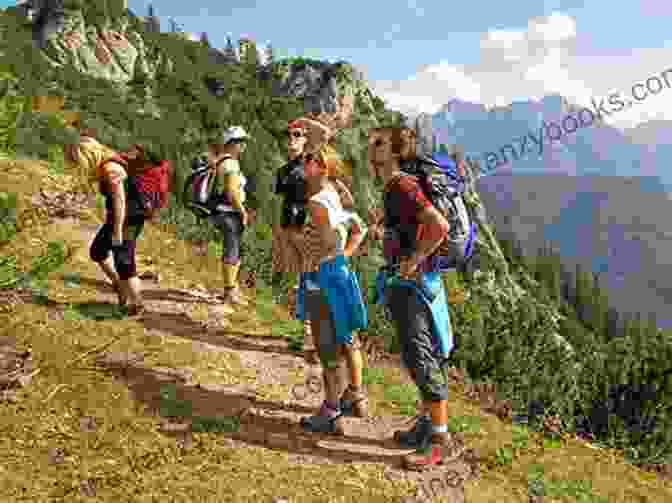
5, 0, 671, 128
124, 0, 671, 81
122, 0, 672, 129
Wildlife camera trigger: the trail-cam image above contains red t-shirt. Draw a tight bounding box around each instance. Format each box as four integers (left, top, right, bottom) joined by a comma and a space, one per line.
383, 176, 432, 264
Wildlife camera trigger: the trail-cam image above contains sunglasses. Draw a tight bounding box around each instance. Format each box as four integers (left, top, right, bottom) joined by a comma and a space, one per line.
286, 130, 305, 139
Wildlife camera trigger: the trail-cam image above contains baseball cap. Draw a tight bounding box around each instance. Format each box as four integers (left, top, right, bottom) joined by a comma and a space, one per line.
221, 126, 249, 144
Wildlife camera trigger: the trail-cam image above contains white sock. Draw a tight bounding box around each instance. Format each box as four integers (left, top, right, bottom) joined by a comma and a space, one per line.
432, 424, 448, 434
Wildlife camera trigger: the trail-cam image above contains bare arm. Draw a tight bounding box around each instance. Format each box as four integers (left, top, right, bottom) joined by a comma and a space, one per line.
410, 206, 450, 265
343, 213, 368, 257
104, 163, 127, 242
217, 159, 245, 213
111, 190, 126, 242
331, 179, 354, 209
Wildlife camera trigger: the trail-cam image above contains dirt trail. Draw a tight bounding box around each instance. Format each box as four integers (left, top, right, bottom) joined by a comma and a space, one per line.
38, 219, 478, 497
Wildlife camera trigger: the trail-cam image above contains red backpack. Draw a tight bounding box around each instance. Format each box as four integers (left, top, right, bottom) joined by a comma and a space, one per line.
100, 155, 171, 218
132, 159, 171, 214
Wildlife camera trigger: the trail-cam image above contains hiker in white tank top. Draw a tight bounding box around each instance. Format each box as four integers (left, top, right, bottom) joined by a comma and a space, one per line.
299, 153, 369, 435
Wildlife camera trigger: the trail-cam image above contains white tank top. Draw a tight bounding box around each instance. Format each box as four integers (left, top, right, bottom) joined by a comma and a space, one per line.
309, 186, 352, 255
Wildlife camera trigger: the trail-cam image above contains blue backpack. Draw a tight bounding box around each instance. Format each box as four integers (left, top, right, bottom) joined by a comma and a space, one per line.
410, 153, 477, 272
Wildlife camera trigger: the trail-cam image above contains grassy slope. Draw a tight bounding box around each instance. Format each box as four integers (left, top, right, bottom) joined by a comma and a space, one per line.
1, 160, 671, 502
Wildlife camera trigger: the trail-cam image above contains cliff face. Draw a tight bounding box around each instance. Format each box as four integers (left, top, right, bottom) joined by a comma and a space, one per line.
29, 7, 173, 84
266, 60, 377, 118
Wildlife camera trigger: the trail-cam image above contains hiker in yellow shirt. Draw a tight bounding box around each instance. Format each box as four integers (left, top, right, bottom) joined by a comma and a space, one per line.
207, 127, 250, 305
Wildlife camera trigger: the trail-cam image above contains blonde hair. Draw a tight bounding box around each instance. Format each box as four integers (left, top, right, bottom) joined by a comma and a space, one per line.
65, 137, 121, 189
318, 143, 343, 179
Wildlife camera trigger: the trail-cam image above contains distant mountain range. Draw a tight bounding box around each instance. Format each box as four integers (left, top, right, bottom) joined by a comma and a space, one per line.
431, 96, 668, 185
476, 173, 672, 327
426, 96, 672, 327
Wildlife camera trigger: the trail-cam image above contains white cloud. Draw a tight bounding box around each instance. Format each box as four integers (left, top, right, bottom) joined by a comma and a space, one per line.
527, 12, 576, 43
369, 11, 672, 129
380, 91, 440, 115
371, 12, 583, 117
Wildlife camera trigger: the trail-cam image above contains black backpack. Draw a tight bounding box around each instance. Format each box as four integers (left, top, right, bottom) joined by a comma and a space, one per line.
182, 154, 216, 219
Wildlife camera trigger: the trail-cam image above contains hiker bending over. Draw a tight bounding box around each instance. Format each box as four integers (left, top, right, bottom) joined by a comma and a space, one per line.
368, 126, 464, 470
207, 126, 250, 305
298, 149, 369, 434
64, 136, 146, 316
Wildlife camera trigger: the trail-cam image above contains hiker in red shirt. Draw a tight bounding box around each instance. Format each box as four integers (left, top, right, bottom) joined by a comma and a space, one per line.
368, 126, 465, 470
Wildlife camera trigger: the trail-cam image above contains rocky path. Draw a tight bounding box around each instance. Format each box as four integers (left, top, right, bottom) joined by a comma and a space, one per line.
32, 219, 478, 500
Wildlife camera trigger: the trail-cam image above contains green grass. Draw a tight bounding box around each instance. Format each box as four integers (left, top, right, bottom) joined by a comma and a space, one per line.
2, 160, 671, 503
446, 414, 482, 435
158, 383, 241, 433
382, 383, 419, 417
362, 366, 386, 386
526, 464, 610, 503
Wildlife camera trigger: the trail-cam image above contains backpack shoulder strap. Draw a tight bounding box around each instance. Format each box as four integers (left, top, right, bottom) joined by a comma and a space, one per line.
417, 154, 441, 168
213, 154, 233, 168
99, 155, 127, 171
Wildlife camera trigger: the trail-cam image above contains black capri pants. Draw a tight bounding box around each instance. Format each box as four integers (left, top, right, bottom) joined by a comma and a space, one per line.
212, 211, 244, 264
385, 285, 449, 402
90, 217, 145, 280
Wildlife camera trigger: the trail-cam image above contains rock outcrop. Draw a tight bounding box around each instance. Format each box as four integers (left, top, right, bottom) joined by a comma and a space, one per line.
13, 4, 173, 85
267, 60, 377, 118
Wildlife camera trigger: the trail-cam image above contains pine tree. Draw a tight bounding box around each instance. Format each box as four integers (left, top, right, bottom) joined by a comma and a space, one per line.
573, 263, 593, 325
169, 18, 182, 33
542, 242, 562, 302
605, 306, 621, 339
224, 36, 237, 61
200, 32, 210, 47
589, 271, 610, 342
264, 43, 274, 65
240, 39, 258, 68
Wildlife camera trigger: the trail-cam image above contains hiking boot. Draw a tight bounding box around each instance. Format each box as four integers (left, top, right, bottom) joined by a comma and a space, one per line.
402, 431, 466, 471
393, 415, 432, 448
300, 401, 345, 435
339, 385, 368, 418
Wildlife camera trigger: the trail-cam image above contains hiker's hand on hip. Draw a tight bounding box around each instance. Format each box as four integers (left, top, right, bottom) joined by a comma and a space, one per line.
398, 258, 419, 280
240, 210, 248, 226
